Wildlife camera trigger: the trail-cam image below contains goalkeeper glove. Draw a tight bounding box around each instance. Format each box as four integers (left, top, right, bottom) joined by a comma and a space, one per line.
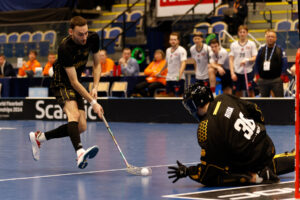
167, 161, 189, 183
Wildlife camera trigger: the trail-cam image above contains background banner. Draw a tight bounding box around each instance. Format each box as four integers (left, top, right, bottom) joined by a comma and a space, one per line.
156, 0, 221, 17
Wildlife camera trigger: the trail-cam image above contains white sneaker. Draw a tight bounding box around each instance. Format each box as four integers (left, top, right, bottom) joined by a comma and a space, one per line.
29, 131, 42, 161
77, 145, 99, 169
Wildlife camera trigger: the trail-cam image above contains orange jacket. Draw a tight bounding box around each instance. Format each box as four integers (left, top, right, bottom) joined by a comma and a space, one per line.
18, 59, 41, 77
144, 59, 167, 85
101, 58, 115, 74
42, 62, 53, 76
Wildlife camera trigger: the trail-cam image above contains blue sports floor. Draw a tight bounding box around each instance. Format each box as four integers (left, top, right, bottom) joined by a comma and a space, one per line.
0, 120, 295, 200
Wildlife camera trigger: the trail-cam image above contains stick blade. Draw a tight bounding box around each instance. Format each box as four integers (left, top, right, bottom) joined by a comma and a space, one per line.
126, 164, 152, 176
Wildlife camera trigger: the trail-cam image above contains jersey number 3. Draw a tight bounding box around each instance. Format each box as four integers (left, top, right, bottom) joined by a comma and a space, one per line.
234, 112, 257, 140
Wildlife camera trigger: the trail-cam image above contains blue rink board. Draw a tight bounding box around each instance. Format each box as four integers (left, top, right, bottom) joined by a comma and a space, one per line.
0, 120, 295, 200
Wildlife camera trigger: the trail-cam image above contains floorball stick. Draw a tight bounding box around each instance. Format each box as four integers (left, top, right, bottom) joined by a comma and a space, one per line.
102, 114, 152, 176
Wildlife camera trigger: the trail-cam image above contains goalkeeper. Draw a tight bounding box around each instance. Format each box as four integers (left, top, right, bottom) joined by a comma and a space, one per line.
168, 83, 295, 186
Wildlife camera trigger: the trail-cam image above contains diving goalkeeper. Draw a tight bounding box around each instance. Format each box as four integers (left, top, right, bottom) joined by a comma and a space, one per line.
168, 83, 294, 186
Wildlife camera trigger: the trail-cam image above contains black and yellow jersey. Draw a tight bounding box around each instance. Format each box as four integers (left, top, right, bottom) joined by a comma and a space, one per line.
51, 31, 99, 89
197, 94, 275, 173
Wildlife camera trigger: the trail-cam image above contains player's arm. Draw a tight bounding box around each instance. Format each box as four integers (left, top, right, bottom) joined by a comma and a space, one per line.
65, 67, 104, 118
91, 50, 101, 99
210, 61, 225, 76
178, 60, 186, 80
229, 55, 237, 81
168, 160, 260, 186
156, 62, 167, 77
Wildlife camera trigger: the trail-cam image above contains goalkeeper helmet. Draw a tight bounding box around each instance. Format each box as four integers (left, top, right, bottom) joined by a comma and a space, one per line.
182, 83, 214, 120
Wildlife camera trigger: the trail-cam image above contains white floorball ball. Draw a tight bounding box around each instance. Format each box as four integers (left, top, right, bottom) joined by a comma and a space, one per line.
141, 167, 150, 176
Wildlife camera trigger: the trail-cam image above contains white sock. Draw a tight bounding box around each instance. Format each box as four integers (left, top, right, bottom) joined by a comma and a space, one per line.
37, 132, 47, 143
76, 148, 85, 157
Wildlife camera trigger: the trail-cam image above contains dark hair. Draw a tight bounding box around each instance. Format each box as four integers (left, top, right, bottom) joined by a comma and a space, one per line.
209, 38, 219, 45
70, 16, 87, 29
193, 32, 203, 38
29, 50, 38, 56
0, 53, 5, 58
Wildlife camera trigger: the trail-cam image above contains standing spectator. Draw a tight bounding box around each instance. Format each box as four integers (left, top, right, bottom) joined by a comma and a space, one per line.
208, 39, 232, 95
229, 25, 257, 97
119, 48, 140, 76
42, 52, 56, 76
254, 29, 288, 97
100, 49, 115, 77
190, 32, 211, 86
232, 0, 248, 34
224, 0, 248, 35
0, 54, 16, 77
18, 50, 41, 77
161, 32, 187, 97
133, 49, 167, 97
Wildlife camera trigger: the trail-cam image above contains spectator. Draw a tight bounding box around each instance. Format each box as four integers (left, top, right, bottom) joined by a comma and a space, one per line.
208, 38, 232, 95
254, 29, 288, 97
18, 50, 41, 77
225, 0, 248, 35
133, 49, 167, 97
42, 52, 56, 76
0, 54, 16, 77
119, 48, 140, 76
160, 32, 187, 97
229, 25, 257, 97
190, 32, 211, 86
99, 49, 115, 77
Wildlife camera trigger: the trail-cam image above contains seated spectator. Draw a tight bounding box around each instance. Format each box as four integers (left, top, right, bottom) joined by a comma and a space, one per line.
208, 38, 232, 95
100, 49, 115, 77
133, 49, 167, 97
18, 50, 41, 77
119, 48, 140, 76
0, 54, 16, 77
42, 52, 56, 76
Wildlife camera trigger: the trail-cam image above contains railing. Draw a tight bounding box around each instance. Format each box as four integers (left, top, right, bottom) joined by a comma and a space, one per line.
263, 9, 273, 29
248, 32, 262, 48
219, 29, 235, 44
100, 0, 147, 50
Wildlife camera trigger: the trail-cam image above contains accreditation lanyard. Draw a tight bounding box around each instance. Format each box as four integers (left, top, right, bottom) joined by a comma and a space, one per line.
263, 45, 276, 71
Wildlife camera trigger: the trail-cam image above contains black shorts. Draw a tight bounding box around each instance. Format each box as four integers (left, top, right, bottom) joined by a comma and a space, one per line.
217, 69, 232, 90
166, 80, 185, 95
52, 87, 84, 110
233, 71, 255, 91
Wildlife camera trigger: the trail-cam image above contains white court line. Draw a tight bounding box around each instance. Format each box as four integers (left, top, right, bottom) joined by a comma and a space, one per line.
162, 180, 295, 199
0, 162, 198, 182
0, 128, 16, 130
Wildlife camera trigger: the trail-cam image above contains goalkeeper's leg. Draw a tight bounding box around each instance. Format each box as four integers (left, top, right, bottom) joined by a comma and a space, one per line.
270, 150, 295, 175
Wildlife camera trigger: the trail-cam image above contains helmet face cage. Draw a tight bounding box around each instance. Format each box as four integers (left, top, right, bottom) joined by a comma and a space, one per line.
182, 97, 197, 115
182, 83, 214, 119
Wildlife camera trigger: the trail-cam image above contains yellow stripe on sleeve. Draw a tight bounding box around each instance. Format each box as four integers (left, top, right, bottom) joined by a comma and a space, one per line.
213, 101, 221, 115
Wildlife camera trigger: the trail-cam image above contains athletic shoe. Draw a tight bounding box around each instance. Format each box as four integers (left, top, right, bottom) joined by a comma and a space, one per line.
29, 131, 42, 161
258, 166, 279, 184
77, 145, 99, 169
